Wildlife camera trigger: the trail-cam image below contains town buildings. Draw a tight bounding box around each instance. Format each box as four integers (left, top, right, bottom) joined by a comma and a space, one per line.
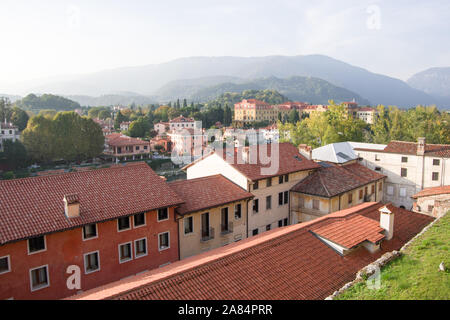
355, 138, 450, 209
169, 175, 253, 259
104, 133, 151, 162
0, 163, 183, 300
412, 185, 450, 218
154, 116, 201, 136
0, 122, 20, 152
119, 121, 131, 132
183, 143, 321, 236
69, 202, 434, 300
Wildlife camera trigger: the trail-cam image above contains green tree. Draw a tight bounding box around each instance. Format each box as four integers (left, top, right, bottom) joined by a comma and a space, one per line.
128, 117, 150, 138
0, 139, 28, 169
114, 111, 126, 129
9, 107, 29, 131
288, 109, 300, 124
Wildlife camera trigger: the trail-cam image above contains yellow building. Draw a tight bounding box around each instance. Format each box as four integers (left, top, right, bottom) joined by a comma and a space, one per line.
290, 162, 386, 223
169, 175, 254, 260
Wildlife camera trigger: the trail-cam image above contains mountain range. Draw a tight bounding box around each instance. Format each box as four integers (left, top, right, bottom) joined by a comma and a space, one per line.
2, 55, 448, 109
407, 67, 450, 107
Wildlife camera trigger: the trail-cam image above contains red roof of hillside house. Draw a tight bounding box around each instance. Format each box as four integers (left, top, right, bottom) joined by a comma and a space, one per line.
0, 122, 18, 129
358, 107, 375, 112
170, 115, 195, 123
106, 134, 149, 147
291, 163, 385, 197
68, 202, 433, 300
354, 140, 450, 158
311, 215, 385, 249
0, 163, 183, 245
209, 142, 321, 181
169, 175, 253, 215
412, 185, 450, 199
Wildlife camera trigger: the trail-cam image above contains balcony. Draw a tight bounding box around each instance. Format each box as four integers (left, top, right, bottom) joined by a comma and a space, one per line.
200, 227, 215, 242
220, 221, 233, 235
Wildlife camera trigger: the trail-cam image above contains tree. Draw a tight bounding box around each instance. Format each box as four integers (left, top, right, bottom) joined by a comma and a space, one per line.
183, 99, 187, 108
9, 107, 29, 130
0, 139, 28, 169
288, 109, 300, 124
114, 111, 126, 129
128, 117, 150, 138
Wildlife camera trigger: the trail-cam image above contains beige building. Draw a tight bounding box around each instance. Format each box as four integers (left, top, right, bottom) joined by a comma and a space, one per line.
169, 175, 253, 259
355, 138, 450, 210
290, 162, 385, 223
412, 185, 450, 218
183, 142, 321, 236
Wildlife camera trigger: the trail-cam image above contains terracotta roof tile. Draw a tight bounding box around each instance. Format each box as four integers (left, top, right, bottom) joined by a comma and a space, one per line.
70, 202, 433, 300
0, 163, 183, 245
169, 175, 253, 215
355, 140, 450, 157
412, 185, 450, 198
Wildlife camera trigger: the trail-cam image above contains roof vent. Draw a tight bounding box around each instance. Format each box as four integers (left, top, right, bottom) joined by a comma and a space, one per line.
379, 205, 394, 240
64, 194, 80, 218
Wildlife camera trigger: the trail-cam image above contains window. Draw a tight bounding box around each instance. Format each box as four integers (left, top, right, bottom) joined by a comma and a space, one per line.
134, 212, 146, 227
284, 174, 289, 182
234, 204, 242, 220
84, 251, 100, 274
158, 208, 169, 221
253, 199, 259, 213
266, 224, 271, 231
278, 220, 283, 227
279, 175, 284, 184
28, 236, 46, 254
428, 205, 434, 212
433, 159, 440, 166
432, 172, 439, 181
375, 167, 381, 171
158, 232, 170, 251
30, 265, 49, 291
184, 216, 193, 234
313, 199, 320, 210
0, 256, 10, 274
387, 185, 394, 195
253, 181, 259, 190
82, 224, 97, 240
118, 216, 130, 231
299, 197, 305, 208
401, 168, 407, 177
399, 188, 406, 198
135, 238, 147, 258
252, 229, 258, 236
284, 191, 289, 204
266, 178, 272, 187
266, 196, 272, 210
379, 182, 383, 191
284, 218, 288, 226
375, 154, 380, 161
348, 193, 353, 204
401, 156, 408, 163
119, 242, 132, 263
278, 192, 283, 206
371, 185, 375, 194
359, 190, 363, 200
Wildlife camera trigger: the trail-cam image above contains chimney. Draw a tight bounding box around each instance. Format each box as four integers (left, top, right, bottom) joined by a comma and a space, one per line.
417, 137, 426, 156
379, 205, 394, 240
64, 194, 80, 218
298, 144, 312, 160
242, 146, 250, 163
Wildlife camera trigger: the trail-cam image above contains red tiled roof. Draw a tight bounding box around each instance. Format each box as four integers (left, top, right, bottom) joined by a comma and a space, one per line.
216, 142, 321, 181
291, 163, 385, 197
0, 163, 183, 245
412, 185, 450, 199
170, 116, 195, 123
169, 175, 253, 215
355, 140, 450, 157
311, 215, 385, 249
106, 134, 150, 147
69, 202, 433, 300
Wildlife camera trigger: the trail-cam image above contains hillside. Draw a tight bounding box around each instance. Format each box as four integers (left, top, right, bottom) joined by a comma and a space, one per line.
14, 94, 80, 112
408, 67, 450, 108
66, 93, 157, 107
8, 55, 437, 107
208, 89, 288, 107
178, 76, 370, 105
336, 212, 449, 300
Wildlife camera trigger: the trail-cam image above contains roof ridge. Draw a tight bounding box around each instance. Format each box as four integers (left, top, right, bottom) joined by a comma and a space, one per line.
317, 169, 332, 197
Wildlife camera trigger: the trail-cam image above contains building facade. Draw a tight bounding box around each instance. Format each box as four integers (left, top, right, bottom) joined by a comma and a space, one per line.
104, 133, 151, 161
0, 122, 20, 152
412, 185, 450, 218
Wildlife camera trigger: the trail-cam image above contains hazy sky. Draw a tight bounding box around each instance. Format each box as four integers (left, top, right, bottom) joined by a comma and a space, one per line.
0, 0, 449, 86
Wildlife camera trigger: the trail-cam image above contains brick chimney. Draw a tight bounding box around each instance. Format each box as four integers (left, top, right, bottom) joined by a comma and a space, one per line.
379, 205, 394, 240
64, 194, 80, 218
417, 137, 426, 156
298, 144, 312, 160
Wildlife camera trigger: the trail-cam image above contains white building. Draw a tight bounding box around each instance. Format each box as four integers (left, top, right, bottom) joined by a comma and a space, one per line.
354, 138, 450, 210
0, 122, 20, 152
312, 141, 387, 165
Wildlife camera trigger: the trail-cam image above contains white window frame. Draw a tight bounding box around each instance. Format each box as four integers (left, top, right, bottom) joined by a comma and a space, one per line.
0, 255, 11, 275
184, 216, 194, 235
387, 185, 394, 196
134, 238, 148, 259
82, 224, 98, 241
158, 231, 170, 252
133, 212, 146, 229
117, 216, 131, 232
157, 208, 169, 222
84, 251, 100, 274
399, 187, 407, 198
118, 242, 133, 263
29, 264, 50, 292
27, 235, 47, 255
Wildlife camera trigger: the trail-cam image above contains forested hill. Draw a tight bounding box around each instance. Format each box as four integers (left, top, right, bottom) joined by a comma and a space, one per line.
188, 76, 370, 105
207, 89, 288, 107
14, 94, 80, 112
